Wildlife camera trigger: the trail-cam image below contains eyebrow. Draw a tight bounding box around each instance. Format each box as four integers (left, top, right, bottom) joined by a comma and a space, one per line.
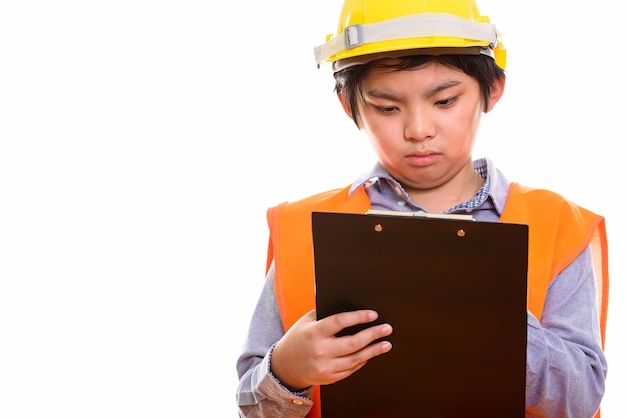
366, 79, 462, 101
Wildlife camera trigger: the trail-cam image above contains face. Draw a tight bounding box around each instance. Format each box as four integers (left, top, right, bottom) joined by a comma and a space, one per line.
340, 60, 503, 194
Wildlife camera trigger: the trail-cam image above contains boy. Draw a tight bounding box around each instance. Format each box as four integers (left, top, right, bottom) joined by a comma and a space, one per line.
236, 0, 609, 416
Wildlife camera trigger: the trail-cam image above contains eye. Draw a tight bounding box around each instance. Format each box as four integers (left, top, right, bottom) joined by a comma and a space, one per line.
373, 105, 398, 114
435, 96, 458, 107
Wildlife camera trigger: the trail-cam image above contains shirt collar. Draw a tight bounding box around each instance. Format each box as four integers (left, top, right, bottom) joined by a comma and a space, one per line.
349, 158, 510, 215
349, 161, 391, 195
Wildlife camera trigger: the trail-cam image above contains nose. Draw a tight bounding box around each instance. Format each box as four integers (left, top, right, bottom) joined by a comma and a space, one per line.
404, 108, 435, 142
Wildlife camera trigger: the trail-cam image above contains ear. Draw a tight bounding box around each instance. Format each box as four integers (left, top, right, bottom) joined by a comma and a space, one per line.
337, 91, 362, 128
337, 92, 353, 119
485, 76, 506, 113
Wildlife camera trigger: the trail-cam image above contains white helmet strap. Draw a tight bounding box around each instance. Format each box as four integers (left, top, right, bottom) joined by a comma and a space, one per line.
314, 13, 498, 67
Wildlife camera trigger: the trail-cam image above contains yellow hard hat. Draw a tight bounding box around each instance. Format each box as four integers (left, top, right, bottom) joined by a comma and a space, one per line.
314, 0, 506, 70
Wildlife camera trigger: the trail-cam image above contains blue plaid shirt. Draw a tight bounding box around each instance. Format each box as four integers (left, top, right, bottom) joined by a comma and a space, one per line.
350, 158, 496, 218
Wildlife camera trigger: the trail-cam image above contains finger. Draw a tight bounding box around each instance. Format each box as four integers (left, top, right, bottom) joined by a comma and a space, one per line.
326, 339, 393, 384
336, 323, 393, 356
321, 309, 380, 335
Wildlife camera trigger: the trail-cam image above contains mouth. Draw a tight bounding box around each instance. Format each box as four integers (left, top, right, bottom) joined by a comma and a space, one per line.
407, 150, 436, 158
405, 151, 439, 166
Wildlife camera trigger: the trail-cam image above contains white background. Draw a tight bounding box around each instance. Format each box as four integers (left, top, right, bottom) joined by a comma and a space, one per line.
0, 1, 622, 416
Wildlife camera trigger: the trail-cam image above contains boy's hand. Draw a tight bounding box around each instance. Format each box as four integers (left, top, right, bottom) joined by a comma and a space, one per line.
270, 309, 393, 391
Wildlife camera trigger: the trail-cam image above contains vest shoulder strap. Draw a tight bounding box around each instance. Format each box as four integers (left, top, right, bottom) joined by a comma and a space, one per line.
501, 183, 608, 347
267, 186, 370, 330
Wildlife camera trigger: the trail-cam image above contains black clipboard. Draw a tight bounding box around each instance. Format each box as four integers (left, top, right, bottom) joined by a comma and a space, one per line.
312, 211, 528, 418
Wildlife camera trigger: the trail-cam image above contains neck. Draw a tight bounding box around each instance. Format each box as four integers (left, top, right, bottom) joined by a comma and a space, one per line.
407, 166, 484, 214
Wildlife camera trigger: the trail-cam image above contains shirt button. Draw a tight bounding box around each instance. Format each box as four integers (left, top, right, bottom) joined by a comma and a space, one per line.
292, 399, 304, 405
397, 201, 406, 206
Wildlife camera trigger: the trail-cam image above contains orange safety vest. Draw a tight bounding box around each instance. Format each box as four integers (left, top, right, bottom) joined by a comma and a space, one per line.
266, 183, 609, 418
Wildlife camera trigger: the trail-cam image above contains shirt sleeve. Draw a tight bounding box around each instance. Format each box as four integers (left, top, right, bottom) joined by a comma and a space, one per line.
236, 261, 313, 418
525, 245, 607, 417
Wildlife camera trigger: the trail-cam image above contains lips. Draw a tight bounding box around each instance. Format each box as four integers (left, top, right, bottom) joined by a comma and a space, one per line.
407, 150, 436, 158
405, 151, 439, 166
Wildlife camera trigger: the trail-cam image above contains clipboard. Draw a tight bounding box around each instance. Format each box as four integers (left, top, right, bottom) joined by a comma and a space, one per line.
312, 211, 529, 418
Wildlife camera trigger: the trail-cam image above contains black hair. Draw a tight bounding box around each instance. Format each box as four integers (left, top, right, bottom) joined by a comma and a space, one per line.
333, 54, 506, 127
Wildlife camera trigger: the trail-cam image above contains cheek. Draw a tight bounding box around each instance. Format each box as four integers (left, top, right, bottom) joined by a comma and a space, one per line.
360, 113, 386, 138
361, 109, 403, 137
362, 121, 397, 156
445, 105, 482, 136
364, 121, 400, 151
